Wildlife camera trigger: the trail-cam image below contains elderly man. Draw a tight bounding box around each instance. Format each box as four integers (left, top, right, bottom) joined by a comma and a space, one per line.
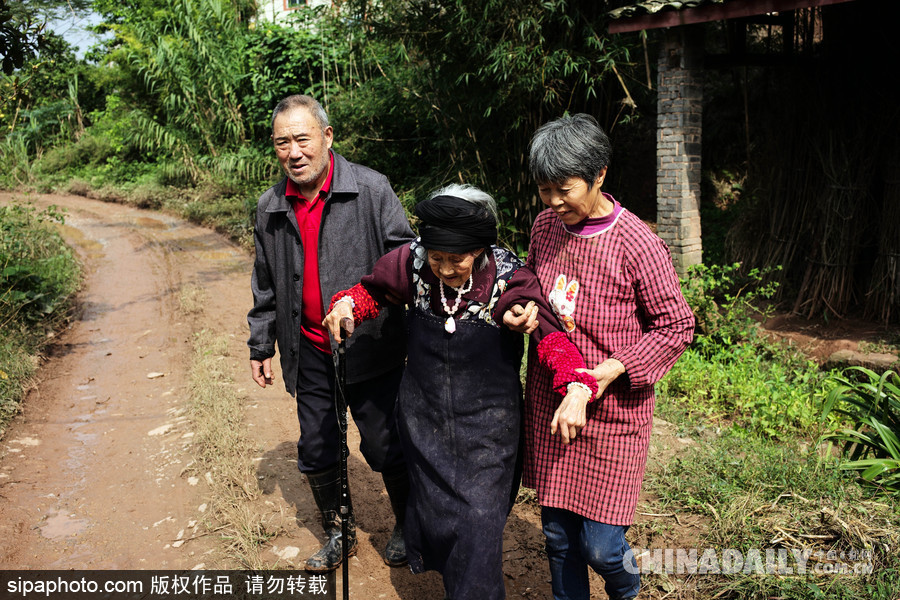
248, 94, 414, 572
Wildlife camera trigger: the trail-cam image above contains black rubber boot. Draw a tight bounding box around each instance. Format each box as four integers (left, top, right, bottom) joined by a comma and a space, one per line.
304, 466, 357, 572
381, 464, 409, 567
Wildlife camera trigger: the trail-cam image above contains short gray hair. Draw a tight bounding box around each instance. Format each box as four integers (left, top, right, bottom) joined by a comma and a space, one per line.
529, 113, 612, 189
271, 95, 329, 133
427, 183, 497, 270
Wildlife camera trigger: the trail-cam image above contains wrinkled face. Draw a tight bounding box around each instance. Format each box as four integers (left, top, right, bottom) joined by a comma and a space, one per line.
272, 106, 333, 194
427, 249, 484, 288
537, 169, 608, 225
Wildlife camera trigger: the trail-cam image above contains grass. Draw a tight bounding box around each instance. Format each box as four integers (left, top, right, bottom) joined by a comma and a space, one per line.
643, 428, 900, 598
175, 272, 278, 567
857, 339, 900, 358
644, 370, 900, 599
657, 342, 831, 438
0, 336, 39, 425
182, 326, 279, 569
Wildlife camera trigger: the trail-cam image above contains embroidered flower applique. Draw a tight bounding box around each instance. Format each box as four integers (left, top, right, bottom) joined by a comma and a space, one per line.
548, 274, 579, 333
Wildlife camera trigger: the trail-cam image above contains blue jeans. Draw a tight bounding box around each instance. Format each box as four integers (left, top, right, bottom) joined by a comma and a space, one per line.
541, 507, 640, 600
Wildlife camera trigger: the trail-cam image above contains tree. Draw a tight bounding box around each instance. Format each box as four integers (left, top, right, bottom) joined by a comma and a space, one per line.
330, 0, 643, 249
89, 0, 265, 182
1, 0, 45, 75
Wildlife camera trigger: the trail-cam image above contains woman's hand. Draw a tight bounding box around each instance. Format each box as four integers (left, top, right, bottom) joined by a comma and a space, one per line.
551, 384, 591, 444
576, 358, 626, 400
322, 299, 354, 343
502, 301, 539, 334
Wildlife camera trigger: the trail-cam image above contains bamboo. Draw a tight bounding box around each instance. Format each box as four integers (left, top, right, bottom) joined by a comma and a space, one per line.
729, 91, 892, 320
865, 142, 900, 323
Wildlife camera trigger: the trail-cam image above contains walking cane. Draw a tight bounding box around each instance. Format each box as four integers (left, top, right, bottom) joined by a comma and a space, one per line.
334, 317, 354, 600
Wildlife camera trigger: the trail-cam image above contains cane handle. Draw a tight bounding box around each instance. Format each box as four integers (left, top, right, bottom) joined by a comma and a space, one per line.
340, 316, 355, 336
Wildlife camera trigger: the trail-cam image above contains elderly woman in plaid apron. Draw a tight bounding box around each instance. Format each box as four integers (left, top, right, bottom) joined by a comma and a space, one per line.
504, 114, 695, 600
324, 183, 598, 600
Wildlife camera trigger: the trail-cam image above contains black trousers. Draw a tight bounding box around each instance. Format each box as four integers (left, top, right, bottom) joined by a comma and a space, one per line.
295, 333, 405, 473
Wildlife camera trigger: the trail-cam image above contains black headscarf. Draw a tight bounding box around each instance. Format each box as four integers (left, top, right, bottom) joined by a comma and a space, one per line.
414, 195, 497, 253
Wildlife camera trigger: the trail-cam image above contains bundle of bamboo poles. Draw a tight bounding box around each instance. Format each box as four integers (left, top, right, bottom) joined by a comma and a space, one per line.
865, 142, 900, 323
790, 128, 877, 319
726, 113, 823, 304
728, 106, 891, 321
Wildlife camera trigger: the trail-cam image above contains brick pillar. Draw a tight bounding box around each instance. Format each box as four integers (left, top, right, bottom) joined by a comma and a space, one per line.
657, 27, 703, 274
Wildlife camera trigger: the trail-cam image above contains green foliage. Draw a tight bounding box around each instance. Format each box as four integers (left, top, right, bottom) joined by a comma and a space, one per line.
652, 435, 847, 512
36, 100, 121, 175
0, 28, 107, 193
0, 202, 79, 326
0, 136, 40, 188
0, 333, 35, 423
121, 0, 250, 177
3, 0, 649, 251
336, 0, 644, 247
680, 262, 780, 353
0, 0, 45, 75
243, 9, 344, 142
0, 201, 80, 422
660, 262, 827, 437
821, 367, 900, 494
0, 31, 99, 152
658, 343, 825, 437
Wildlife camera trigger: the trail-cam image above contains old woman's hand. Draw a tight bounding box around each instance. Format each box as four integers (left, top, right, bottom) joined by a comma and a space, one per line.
323, 298, 355, 343
502, 301, 539, 334
551, 384, 591, 444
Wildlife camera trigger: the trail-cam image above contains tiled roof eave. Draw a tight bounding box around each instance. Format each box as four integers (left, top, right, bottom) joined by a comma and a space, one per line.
608, 0, 724, 21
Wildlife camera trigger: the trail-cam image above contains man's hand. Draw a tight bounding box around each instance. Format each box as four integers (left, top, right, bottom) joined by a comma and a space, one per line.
502, 301, 539, 334
551, 384, 590, 444
251, 358, 274, 388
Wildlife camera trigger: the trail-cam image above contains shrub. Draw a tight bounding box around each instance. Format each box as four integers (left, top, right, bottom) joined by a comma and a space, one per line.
658, 343, 825, 437
680, 262, 780, 354
0, 203, 79, 327
821, 367, 900, 494
0, 202, 80, 425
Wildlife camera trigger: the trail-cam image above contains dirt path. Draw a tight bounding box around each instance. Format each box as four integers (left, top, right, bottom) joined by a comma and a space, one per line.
0, 192, 572, 597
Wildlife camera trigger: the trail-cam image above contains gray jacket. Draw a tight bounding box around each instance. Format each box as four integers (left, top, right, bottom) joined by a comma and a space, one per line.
248, 152, 415, 393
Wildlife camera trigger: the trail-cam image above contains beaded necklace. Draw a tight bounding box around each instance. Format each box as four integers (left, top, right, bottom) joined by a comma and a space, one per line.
438, 275, 474, 333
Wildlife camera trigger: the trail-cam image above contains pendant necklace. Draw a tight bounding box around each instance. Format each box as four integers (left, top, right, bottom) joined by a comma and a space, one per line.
439, 275, 474, 334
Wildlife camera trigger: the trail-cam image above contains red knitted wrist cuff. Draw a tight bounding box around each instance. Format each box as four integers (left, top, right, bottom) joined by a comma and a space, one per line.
568, 370, 599, 399
536, 332, 600, 398
329, 283, 381, 325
